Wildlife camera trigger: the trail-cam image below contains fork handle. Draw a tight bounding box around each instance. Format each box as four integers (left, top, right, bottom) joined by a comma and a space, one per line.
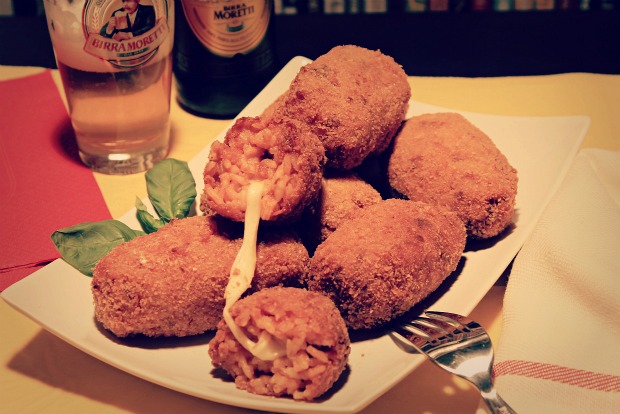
482, 390, 517, 414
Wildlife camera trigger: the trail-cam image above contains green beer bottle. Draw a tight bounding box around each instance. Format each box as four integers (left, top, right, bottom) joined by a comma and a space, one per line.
174, 0, 278, 118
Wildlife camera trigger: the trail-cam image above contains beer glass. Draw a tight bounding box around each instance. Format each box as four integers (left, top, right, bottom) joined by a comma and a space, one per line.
42, 0, 175, 175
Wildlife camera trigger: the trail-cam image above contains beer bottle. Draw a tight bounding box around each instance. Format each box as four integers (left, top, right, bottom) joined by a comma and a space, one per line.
174, 0, 278, 118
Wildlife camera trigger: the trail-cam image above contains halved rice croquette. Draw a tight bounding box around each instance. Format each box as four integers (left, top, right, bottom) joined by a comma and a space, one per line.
297, 171, 383, 252
202, 116, 326, 224
307, 199, 466, 330
269, 44, 410, 170
388, 113, 518, 239
209, 286, 350, 401
91, 216, 309, 338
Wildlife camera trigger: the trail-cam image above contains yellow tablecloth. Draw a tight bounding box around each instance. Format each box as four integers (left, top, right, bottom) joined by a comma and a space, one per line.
1, 66, 618, 414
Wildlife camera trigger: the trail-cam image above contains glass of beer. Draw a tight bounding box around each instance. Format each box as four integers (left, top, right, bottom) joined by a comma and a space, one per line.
42, 0, 175, 175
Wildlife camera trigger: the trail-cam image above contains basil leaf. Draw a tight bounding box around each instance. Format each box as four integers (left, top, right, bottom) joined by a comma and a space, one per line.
51, 220, 144, 276
135, 197, 164, 234
145, 159, 196, 222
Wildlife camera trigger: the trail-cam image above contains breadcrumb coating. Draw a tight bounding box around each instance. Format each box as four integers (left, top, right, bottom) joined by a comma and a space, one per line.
307, 199, 466, 330
297, 171, 383, 252
91, 216, 309, 337
388, 113, 518, 239
268, 45, 410, 170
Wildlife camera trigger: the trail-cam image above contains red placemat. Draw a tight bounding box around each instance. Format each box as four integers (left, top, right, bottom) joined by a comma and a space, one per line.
0, 70, 112, 291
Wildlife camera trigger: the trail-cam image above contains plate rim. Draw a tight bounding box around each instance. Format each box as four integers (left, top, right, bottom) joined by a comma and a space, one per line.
1, 56, 590, 414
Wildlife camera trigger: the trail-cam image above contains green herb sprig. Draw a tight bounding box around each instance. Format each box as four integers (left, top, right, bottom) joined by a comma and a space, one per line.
51, 159, 196, 276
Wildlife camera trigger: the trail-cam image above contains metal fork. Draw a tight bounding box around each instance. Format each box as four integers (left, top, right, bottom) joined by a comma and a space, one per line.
391, 311, 516, 414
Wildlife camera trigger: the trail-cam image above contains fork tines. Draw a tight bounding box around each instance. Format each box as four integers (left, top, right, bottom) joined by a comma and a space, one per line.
393, 311, 486, 354
390, 312, 515, 413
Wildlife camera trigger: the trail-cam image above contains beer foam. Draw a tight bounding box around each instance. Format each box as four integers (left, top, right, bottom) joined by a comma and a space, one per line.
45, 1, 174, 73
45, 2, 103, 72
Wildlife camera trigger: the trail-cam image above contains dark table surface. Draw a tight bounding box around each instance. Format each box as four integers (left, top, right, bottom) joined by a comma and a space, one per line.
1, 11, 619, 77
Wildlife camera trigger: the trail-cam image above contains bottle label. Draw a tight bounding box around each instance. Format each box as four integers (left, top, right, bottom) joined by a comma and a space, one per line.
180, 0, 270, 58
82, 0, 171, 68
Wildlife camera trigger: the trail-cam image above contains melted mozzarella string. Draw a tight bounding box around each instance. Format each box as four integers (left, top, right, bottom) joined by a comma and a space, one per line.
223, 180, 287, 361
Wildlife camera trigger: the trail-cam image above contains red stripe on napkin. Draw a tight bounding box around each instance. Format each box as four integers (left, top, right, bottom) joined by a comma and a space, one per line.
0, 70, 112, 292
494, 360, 620, 392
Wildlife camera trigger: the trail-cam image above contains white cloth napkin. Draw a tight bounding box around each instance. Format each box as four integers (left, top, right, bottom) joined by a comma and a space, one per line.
485, 148, 620, 413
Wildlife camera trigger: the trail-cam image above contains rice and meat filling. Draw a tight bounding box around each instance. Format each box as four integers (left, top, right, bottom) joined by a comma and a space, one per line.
209, 287, 350, 401
202, 115, 326, 224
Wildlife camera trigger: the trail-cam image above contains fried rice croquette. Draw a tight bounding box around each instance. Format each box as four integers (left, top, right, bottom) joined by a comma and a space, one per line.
388, 113, 518, 239
297, 171, 383, 252
91, 216, 309, 337
266, 45, 410, 170
209, 286, 350, 401
202, 115, 326, 224
307, 199, 466, 330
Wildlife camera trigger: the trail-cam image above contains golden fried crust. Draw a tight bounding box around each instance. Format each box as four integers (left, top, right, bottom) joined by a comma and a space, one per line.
307, 199, 466, 330
270, 45, 410, 170
297, 171, 383, 252
388, 113, 518, 239
202, 116, 325, 224
91, 216, 309, 337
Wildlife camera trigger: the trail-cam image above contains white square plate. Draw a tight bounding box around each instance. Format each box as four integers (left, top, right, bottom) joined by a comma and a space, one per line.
2, 57, 589, 413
